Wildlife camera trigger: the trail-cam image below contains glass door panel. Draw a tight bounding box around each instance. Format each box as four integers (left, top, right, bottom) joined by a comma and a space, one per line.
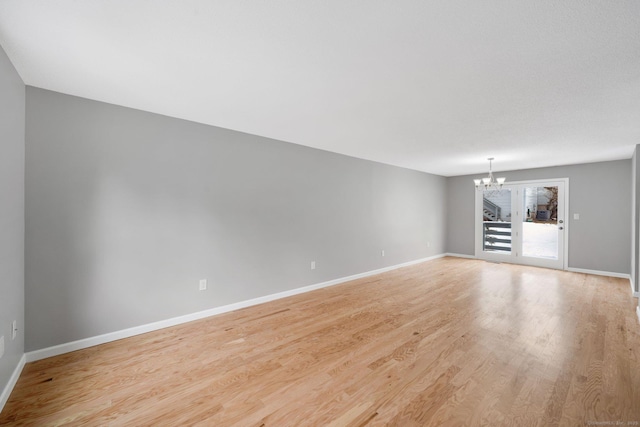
482, 189, 512, 254
522, 186, 559, 260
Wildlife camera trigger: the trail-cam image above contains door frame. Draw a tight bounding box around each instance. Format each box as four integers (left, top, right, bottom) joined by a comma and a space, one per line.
474, 178, 569, 270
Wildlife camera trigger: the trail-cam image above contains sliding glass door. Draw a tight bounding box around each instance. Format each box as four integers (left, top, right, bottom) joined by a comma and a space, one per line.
475, 179, 567, 270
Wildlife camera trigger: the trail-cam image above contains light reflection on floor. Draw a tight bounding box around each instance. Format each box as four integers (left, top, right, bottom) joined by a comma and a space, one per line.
475, 262, 567, 364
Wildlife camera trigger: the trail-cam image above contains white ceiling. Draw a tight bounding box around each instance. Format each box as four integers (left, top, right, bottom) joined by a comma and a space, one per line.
0, 1, 638, 176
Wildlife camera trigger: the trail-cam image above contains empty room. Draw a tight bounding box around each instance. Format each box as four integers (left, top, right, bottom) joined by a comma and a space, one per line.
1, 1, 639, 425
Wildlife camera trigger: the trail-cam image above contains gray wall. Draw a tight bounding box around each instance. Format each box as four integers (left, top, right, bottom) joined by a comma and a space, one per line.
446, 160, 632, 275
0, 47, 25, 394
633, 146, 639, 293
25, 87, 446, 351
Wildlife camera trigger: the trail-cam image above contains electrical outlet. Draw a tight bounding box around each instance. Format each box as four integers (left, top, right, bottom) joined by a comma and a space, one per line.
311, 261, 316, 270
11, 320, 17, 340
199, 279, 207, 291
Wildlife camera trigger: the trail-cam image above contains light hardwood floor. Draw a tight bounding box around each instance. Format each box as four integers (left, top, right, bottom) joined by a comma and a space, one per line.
2, 257, 639, 426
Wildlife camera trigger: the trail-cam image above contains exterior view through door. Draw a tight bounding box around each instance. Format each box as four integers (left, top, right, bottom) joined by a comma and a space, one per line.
475, 179, 567, 270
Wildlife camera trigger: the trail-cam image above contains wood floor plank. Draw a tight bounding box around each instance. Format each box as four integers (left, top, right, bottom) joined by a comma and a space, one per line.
1, 257, 639, 426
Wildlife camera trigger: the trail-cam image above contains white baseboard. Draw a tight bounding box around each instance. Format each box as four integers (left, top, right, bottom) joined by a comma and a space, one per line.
0, 354, 26, 414
628, 273, 639, 297
445, 253, 476, 259
566, 267, 630, 279
25, 253, 447, 363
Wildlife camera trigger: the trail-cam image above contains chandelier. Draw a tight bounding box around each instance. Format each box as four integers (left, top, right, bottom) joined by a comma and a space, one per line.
474, 157, 506, 190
